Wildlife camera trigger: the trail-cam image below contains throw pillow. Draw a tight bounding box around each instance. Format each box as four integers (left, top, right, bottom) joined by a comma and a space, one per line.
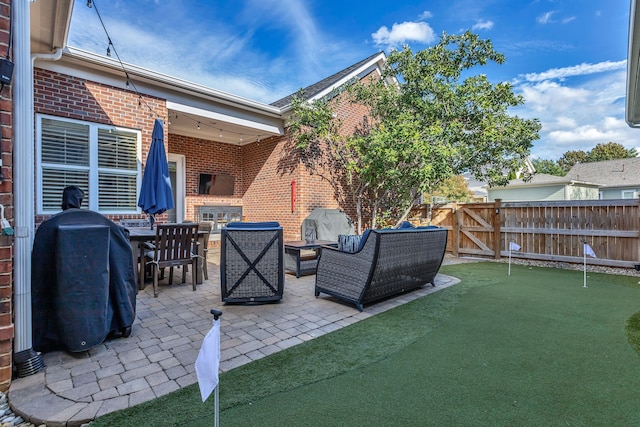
337, 234, 362, 253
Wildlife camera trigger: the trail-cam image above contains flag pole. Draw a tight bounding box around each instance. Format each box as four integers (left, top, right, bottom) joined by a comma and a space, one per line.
508, 247, 512, 276
211, 309, 222, 427
583, 242, 587, 288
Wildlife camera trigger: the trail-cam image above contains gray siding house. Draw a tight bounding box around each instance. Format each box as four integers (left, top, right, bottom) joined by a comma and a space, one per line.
487, 158, 640, 202
564, 158, 640, 200
487, 173, 599, 202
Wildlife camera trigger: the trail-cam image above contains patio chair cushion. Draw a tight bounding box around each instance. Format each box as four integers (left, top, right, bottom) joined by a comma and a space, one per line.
398, 221, 415, 229
226, 221, 280, 229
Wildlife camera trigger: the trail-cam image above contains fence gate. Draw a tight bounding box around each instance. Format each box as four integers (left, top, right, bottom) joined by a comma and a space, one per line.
454, 202, 500, 259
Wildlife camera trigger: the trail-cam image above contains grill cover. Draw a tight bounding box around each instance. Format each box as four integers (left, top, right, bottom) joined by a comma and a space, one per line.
32, 209, 137, 353
301, 208, 354, 241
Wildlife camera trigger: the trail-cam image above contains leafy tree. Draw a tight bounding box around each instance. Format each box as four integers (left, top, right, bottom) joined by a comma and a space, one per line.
556, 143, 637, 173
531, 158, 565, 176
558, 150, 588, 173
287, 31, 540, 231
424, 175, 474, 203
587, 142, 637, 162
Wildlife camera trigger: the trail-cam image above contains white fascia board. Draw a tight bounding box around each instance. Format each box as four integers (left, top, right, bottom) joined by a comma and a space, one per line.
308, 59, 385, 102
627, 0, 640, 126
167, 101, 283, 135
280, 52, 387, 114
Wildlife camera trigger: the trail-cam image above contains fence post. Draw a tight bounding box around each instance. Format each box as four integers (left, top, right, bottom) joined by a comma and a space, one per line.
494, 199, 502, 260
452, 203, 459, 257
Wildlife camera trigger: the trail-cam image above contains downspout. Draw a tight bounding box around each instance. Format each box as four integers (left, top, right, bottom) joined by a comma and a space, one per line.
13, 0, 62, 362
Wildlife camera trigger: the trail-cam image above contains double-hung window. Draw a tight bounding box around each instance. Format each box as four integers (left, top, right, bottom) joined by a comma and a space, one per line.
37, 115, 141, 214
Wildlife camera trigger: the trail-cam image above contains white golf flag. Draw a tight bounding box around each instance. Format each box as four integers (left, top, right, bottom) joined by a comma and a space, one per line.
584, 243, 597, 258
509, 241, 521, 251
195, 318, 221, 402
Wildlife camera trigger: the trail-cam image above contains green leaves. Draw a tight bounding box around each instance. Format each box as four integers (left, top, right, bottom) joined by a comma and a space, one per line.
288, 31, 540, 228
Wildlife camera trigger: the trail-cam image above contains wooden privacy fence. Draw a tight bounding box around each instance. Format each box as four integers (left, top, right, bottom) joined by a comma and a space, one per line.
411, 199, 640, 269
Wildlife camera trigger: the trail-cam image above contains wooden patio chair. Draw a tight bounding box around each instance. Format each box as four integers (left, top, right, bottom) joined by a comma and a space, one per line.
198, 221, 213, 280
144, 223, 199, 297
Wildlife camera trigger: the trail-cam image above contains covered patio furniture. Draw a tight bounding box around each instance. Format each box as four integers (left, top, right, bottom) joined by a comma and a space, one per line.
144, 223, 199, 297
31, 209, 137, 353
220, 222, 284, 303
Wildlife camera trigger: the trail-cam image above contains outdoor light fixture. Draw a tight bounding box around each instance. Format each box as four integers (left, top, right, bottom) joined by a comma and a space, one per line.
197, 122, 200, 130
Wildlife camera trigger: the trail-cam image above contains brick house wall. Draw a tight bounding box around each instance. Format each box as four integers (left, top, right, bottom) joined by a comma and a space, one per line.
167, 133, 244, 222
32, 68, 373, 241
0, 0, 13, 391
33, 68, 168, 225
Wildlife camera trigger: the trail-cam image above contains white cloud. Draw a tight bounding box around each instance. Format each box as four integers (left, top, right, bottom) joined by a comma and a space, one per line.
562, 16, 576, 24
515, 69, 638, 160
537, 11, 555, 24
372, 21, 436, 48
419, 11, 433, 20
472, 20, 494, 31
521, 60, 627, 83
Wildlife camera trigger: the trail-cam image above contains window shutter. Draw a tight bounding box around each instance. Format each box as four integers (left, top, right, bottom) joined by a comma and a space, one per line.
98, 173, 138, 210
42, 168, 89, 211
41, 119, 89, 166
98, 129, 138, 169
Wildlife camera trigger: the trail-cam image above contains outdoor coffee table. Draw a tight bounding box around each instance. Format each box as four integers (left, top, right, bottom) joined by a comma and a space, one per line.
284, 240, 336, 278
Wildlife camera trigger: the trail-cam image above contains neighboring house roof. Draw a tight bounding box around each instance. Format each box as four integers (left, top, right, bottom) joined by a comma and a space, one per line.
565, 158, 640, 187
271, 51, 387, 109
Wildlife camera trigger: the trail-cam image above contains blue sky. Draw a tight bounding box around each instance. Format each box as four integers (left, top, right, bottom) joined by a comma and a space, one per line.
68, 0, 633, 161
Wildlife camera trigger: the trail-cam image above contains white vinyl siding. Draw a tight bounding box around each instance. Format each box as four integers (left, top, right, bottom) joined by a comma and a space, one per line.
37, 115, 141, 214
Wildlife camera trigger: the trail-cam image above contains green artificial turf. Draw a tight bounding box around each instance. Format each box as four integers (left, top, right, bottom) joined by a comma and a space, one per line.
92, 263, 640, 426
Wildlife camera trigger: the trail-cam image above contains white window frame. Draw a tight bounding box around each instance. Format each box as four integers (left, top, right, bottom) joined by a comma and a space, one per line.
36, 114, 142, 215
622, 190, 636, 199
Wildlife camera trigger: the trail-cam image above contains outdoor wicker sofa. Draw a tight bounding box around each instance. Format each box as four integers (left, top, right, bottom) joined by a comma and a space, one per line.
315, 227, 448, 311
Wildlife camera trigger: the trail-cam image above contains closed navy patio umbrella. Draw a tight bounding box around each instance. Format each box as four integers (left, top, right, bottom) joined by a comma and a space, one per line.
138, 119, 174, 228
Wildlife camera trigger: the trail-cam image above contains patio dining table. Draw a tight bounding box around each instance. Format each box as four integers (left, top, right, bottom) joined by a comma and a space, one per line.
127, 227, 209, 290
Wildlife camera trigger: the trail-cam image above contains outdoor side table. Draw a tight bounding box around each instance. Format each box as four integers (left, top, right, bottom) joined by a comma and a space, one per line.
284, 240, 336, 278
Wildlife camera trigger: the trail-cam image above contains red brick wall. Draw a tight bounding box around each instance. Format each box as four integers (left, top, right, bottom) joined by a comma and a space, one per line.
32, 68, 375, 241
0, 0, 12, 391
167, 133, 244, 221
33, 68, 168, 225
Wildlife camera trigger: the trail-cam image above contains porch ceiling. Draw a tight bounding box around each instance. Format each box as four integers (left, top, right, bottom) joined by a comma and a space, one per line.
30, 0, 74, 54
166, 103, 283, 145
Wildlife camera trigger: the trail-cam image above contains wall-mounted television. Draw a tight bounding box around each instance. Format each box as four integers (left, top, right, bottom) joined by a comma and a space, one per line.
198, 173, 235, 196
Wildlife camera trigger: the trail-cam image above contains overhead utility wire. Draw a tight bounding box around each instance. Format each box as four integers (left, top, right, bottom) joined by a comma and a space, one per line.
86, 0, 271, 143
87, 0, 158, 120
